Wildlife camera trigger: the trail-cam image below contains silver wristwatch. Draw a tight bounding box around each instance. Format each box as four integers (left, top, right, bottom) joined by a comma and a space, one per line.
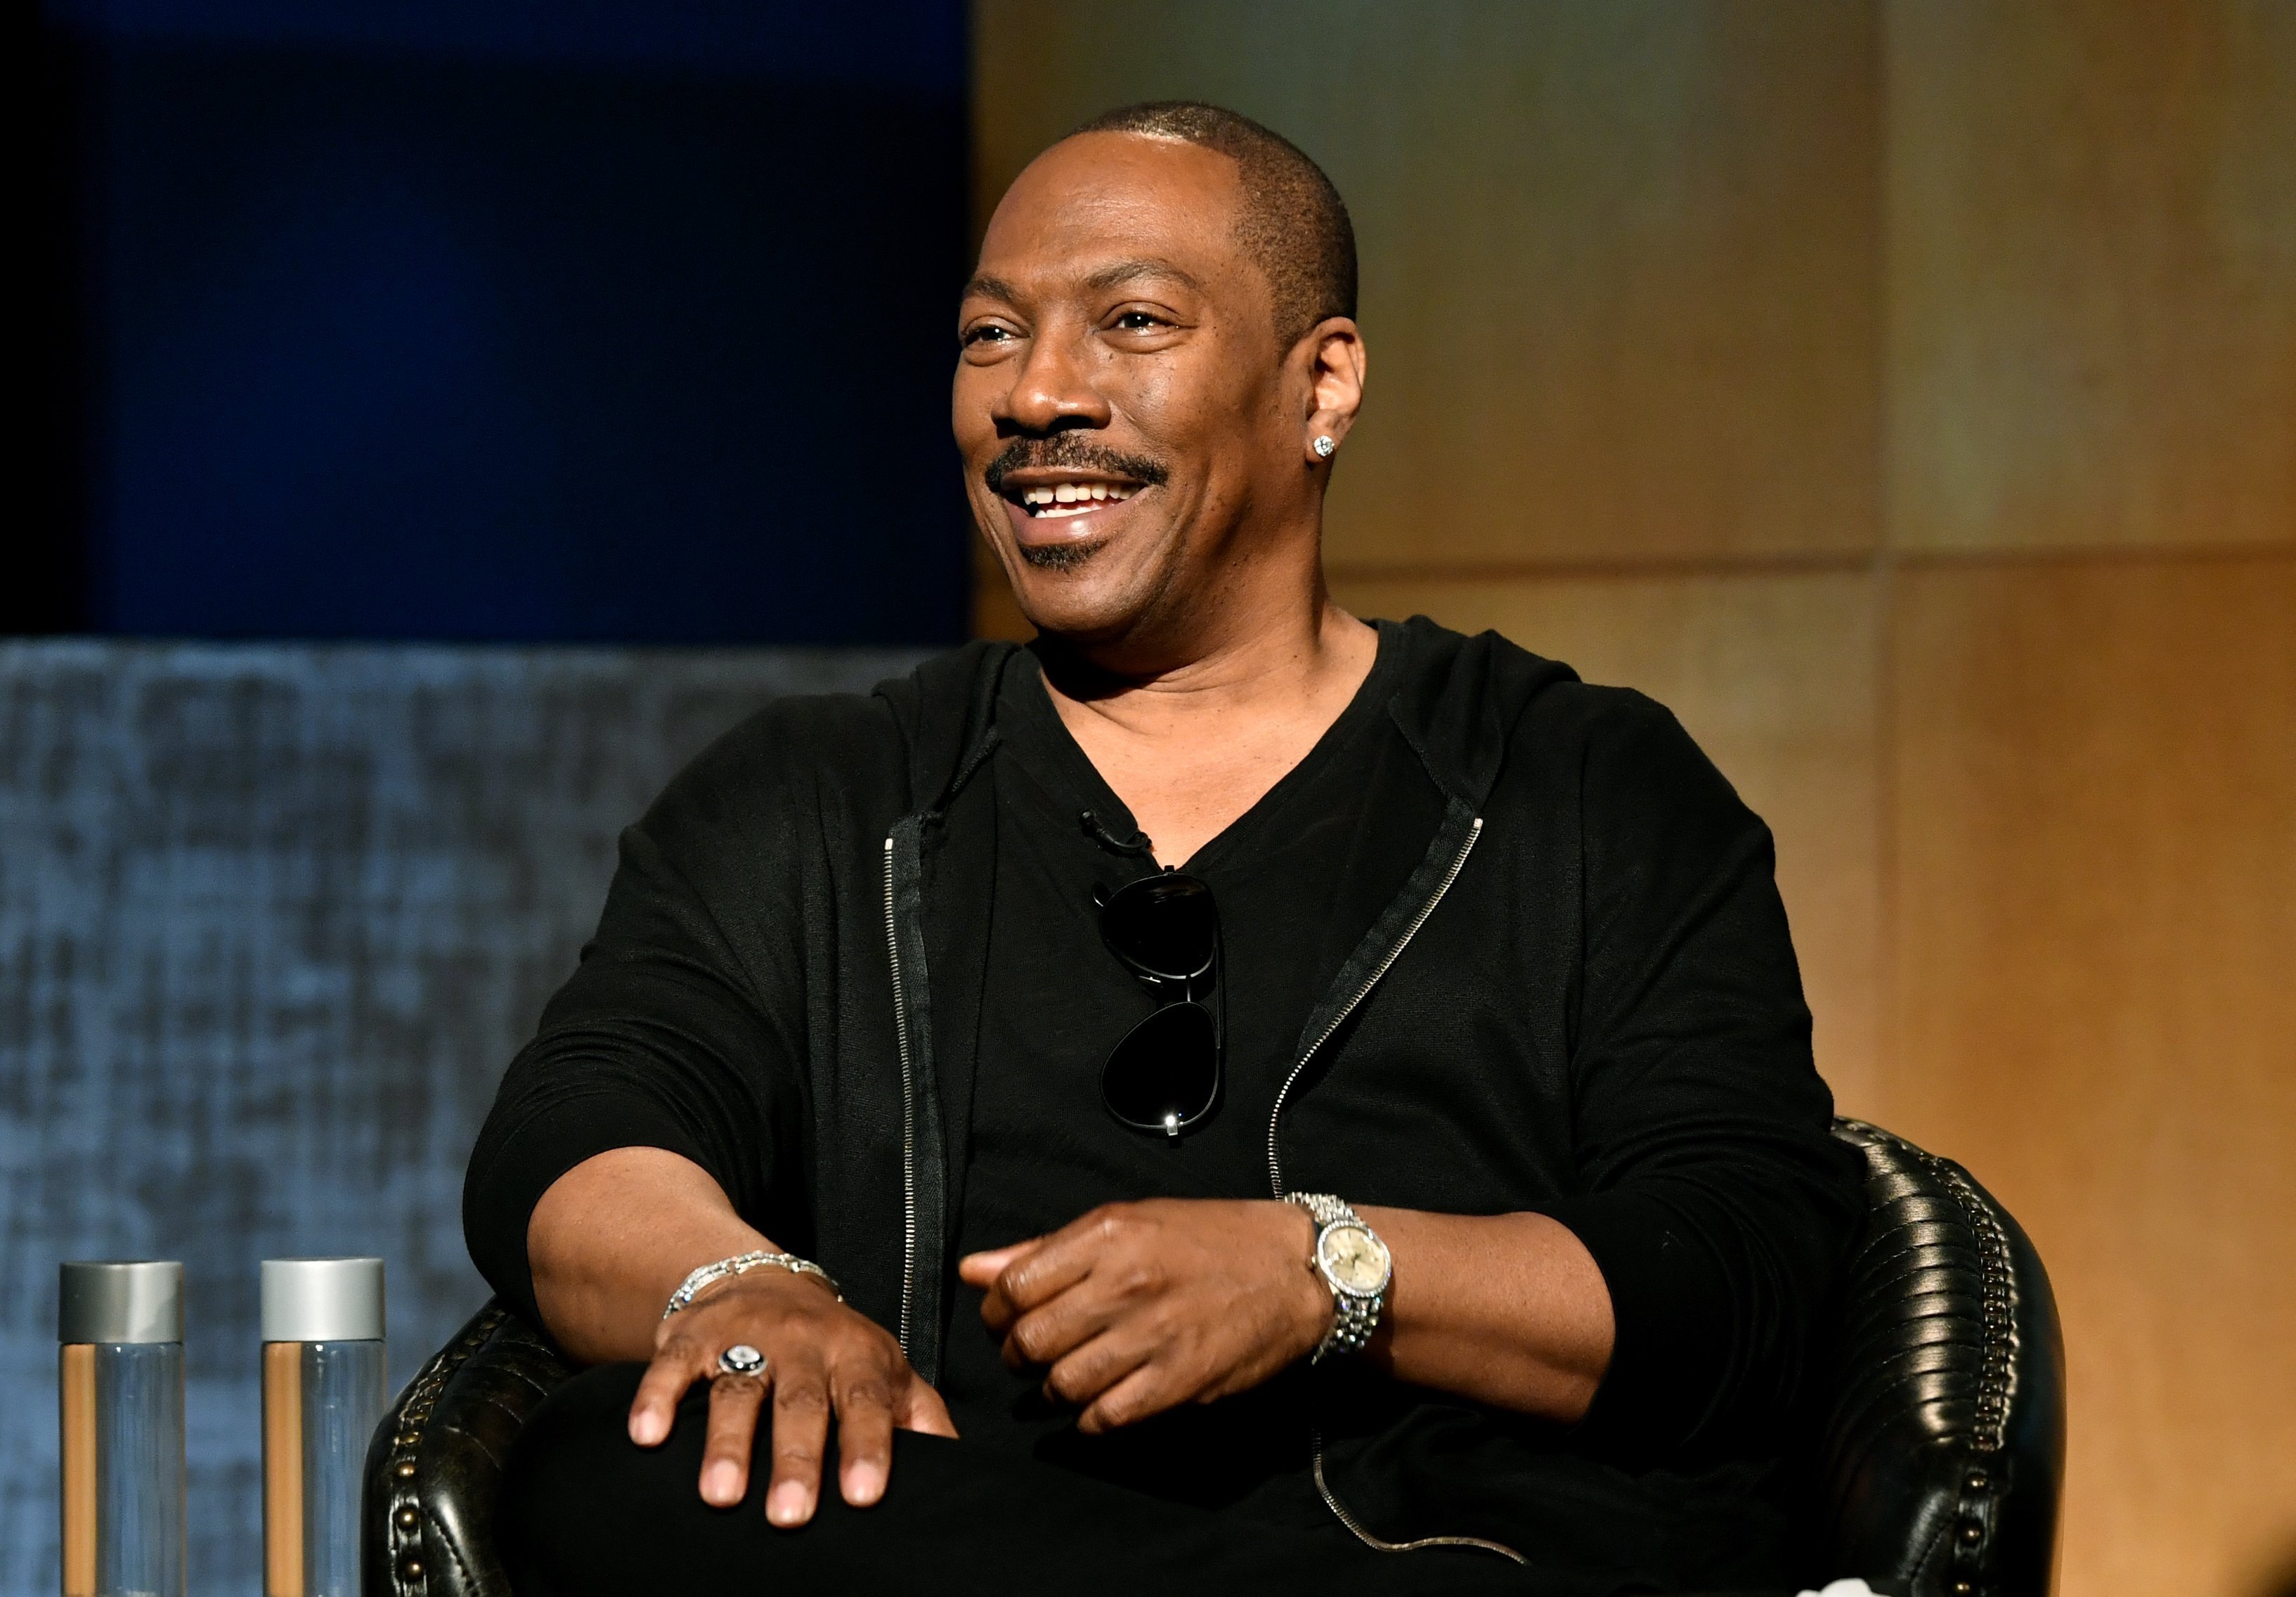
1285, 1194, 1392, 1361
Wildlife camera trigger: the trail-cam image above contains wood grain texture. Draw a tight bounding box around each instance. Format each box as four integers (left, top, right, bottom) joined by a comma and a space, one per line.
971, 0, 1881, 571
263, 1342, 304, 1597
1331, 570, 1884, 1116
1886, 0, 2296, 552
59, 1343, 96, 1597
1888, 555, 2296, 1597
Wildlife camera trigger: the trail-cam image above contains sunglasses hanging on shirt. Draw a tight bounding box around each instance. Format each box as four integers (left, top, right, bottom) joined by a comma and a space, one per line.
1096, 870, 1223, 1140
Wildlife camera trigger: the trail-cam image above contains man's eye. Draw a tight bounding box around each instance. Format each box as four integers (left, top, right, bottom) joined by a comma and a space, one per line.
1113, 311, 1165, 332
964, 325, 1014, 347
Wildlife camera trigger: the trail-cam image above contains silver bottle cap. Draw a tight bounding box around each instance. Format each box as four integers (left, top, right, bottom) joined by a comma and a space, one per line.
261, 1257, 385, 1343
59, 1260, 185, 1345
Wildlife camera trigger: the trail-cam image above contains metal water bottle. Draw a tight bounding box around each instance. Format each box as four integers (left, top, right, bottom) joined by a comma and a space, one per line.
261, 1258, 387, 1597
58, 1260, 188, 1597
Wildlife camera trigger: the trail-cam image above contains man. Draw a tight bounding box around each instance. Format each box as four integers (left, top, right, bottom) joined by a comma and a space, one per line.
469, 102, 1864, 1596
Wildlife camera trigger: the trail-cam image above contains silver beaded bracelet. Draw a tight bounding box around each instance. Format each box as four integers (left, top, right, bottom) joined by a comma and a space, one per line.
661, 1250, 842, 1319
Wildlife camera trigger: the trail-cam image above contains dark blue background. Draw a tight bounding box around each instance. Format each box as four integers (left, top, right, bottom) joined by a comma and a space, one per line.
34, 0, 973, 644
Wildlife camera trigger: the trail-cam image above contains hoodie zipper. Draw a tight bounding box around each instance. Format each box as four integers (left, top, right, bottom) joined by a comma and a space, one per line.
883, 833, 919, 1359
1263, 812, 1524, 1566
1266, 815, 1482, 1196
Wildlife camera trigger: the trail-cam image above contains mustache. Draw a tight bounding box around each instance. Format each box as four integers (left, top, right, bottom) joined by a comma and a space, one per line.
982, 435, 1169, 496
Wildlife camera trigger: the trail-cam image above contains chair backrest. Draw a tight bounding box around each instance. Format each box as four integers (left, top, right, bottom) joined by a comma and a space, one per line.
1817, 1119, 2066, 1597
364, 1120, 2067, 1597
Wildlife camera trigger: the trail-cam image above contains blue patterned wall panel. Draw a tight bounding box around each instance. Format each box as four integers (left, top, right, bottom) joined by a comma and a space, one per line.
0, 640, 926, 1593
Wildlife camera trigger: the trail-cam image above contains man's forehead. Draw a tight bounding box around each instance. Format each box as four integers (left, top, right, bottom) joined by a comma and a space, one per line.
1014, 129, 1242, 212
971, 134, 1245, 293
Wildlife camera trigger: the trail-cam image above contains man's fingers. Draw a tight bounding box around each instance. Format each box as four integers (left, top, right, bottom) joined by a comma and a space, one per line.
993, 1212, 1117, 1310
831, 1364, 897, 1508
628, 1344, 705, 1447
1075, 1357, 1176, 1436
1044, 1326, 1155, 1416
1002, 1286, 1125, 1371
765, 1354, 834, 1528
897, 1376, 959, 1439
697, 1374, 767, 1506
956, 1239, 1039, 1288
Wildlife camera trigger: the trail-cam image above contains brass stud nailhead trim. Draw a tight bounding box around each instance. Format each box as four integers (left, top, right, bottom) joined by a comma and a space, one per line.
379, 1305, 508, 1595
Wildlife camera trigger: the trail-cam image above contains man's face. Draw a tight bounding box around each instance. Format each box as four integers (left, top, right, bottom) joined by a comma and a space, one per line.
954, 133, 1299, 642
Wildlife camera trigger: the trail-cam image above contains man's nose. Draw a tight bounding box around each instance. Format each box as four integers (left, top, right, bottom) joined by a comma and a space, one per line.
997, 330, 1113, 436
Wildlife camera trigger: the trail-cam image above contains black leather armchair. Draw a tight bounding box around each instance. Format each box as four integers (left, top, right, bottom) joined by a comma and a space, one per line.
365, 1120, 2064, 1596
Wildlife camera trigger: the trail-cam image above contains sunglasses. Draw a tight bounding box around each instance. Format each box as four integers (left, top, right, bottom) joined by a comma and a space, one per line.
1096, 870, 1223, 1139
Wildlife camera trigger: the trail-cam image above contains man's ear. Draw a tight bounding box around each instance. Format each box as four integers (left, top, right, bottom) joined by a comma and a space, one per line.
1301, 317, 1366, 461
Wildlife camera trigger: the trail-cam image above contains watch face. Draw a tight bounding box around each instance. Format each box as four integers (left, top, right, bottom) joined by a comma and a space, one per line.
1319, 1224, 1391, 1296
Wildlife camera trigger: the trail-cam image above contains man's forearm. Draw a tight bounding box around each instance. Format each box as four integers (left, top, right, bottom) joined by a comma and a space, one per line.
964, 1198, 1616, 1434
1353, 1207, 1615, 1424
528, 1146, 777, 1364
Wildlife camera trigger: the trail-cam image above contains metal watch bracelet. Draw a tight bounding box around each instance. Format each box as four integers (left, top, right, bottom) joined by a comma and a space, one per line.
1285, 1193, 1389, 1362
662, 1250, 842, 1319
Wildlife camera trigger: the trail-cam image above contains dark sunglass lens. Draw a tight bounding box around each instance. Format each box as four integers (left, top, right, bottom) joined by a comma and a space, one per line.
1101, 1002, 1218, 1130
1101, 874, 1217, 982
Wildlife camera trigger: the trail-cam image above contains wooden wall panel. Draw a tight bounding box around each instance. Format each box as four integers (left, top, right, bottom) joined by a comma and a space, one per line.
971, 0, 1881, 578
1886, 0, 2296, 552
1889, 555, 2296, 1597
1332, 571, 1884, 1116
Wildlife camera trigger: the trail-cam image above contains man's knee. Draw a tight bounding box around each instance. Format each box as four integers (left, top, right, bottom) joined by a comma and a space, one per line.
507, 1362, 651, 1501
500, 1362, 684, 1584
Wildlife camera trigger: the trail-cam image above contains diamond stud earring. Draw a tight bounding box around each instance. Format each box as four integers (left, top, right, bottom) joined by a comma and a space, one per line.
1311, 435, 1337, 460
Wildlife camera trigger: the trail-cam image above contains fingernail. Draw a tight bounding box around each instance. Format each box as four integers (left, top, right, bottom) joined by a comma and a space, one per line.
767, 1482, 810, 1526
702, 1461, 741, 1505
845, 1461, 885, 1504
629, 1409, 666, 1447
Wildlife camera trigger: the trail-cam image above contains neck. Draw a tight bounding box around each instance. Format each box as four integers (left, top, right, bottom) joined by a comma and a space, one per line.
1036, 564, 1372, 737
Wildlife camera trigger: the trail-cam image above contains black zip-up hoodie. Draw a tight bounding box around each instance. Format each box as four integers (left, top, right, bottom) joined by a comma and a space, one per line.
465, 618, 1864, 1568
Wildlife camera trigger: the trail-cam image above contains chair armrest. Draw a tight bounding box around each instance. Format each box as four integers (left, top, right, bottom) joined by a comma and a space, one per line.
1821, 1119, 2067, 1597
363, 1300, 573, 1597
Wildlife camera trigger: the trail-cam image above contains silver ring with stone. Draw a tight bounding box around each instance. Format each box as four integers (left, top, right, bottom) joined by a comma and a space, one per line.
715, 1343, 767, 1381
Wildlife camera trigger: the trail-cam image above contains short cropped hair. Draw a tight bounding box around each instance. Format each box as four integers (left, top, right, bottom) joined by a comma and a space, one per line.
1069, 101, 1357, 348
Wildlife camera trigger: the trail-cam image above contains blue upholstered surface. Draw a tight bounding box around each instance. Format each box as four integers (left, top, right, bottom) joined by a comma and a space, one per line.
0, 640, 926, 1593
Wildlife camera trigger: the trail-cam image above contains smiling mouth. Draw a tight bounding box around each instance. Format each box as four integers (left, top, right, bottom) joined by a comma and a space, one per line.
1008, 479, 1143, 519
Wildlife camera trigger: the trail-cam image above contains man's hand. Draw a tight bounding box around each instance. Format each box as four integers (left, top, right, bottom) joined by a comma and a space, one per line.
627, 1269, 956, 1526
957, 1198, 1330, 1434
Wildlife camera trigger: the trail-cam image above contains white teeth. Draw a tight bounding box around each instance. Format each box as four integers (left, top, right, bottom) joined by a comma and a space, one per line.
1014, 481, 1141, 514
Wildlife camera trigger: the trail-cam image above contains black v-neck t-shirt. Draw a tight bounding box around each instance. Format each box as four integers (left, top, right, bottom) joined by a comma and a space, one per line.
942, 625, 1446, 1504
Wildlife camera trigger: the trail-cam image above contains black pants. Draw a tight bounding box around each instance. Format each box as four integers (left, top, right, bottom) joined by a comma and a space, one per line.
502, 1364, 1794, 1596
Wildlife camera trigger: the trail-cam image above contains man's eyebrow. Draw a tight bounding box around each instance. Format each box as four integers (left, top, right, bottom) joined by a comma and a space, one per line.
962, 273, 1023, 304
1080, 257, 1205, 295
962, 259, 1206, 305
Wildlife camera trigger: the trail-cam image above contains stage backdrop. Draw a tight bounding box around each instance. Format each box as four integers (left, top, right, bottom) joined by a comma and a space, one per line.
971, 4, 2296, 1595
29, 0, 971, 645
0, 640, 926, 1594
